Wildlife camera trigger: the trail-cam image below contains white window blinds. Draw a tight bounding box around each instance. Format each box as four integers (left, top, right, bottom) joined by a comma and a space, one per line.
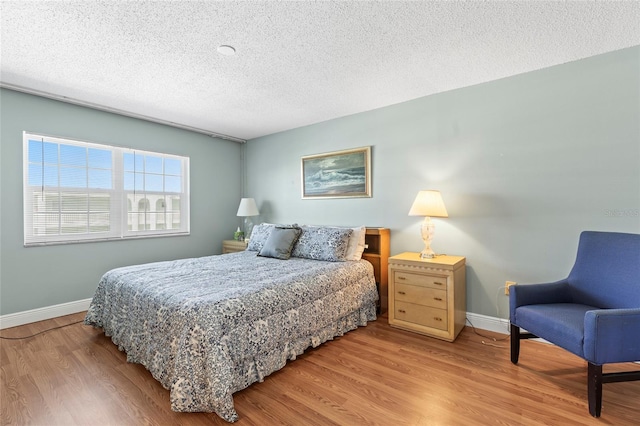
23, 132, 190, 246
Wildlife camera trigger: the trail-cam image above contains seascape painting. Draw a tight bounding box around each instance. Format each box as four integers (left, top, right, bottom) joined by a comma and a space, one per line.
301, 146, 371, 199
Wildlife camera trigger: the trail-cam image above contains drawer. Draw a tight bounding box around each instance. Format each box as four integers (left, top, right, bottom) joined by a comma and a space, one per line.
394, 271, 447, 289
394, 301, 448, 331
394, 283, 446, 310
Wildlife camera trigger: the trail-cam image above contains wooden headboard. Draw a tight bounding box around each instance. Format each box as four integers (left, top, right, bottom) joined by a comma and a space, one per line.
361, 228, 390, 313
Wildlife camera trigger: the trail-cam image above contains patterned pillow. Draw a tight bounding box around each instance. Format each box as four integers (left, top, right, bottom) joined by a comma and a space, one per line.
292, 225, 354, 262
246, 223, 275, 251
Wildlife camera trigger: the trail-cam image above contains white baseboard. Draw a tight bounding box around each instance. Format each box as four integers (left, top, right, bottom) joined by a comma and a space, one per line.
0, 300, 543, 339
4, 303, 634, 363
465, 312, 510, 335
2, 300, 510, 333
465, 313, 556, 346
0, 298, 92, 329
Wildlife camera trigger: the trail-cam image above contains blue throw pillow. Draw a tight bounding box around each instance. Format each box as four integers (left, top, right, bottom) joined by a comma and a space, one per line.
258, 227, 302, 260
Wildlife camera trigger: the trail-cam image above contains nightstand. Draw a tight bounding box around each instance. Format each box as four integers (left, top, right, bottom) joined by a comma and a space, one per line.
361, 228, 390, 313
388, 252, 466, 342
222, 240, 248, 254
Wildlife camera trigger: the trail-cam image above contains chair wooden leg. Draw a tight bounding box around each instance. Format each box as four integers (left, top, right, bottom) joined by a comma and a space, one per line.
510, 323, 520, 364
588, 363, 603, 417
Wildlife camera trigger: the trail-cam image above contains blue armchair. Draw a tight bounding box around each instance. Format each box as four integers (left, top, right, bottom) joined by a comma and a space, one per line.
509, 231, 640, 417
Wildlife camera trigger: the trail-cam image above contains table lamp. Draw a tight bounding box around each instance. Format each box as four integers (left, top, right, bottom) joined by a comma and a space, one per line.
408, 190, 448, 258
236, 198, 260, 241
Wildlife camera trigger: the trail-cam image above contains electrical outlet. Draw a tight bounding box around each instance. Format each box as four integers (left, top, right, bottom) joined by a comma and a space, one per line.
505, 281, 517, 295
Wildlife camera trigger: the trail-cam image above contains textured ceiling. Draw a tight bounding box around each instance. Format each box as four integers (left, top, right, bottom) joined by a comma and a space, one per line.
1, 1, 639, 142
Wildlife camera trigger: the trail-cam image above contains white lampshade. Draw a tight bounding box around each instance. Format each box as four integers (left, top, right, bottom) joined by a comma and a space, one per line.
408, 190, 448, 218
236, 198, 259, 217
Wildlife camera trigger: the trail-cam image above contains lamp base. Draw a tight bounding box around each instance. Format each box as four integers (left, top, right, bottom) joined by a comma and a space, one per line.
420, 249, 437, 259
243, 217, 255, 242
420, 216, 437, 259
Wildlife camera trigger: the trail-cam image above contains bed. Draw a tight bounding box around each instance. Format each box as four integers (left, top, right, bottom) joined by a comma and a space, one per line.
84, 224, 386, 422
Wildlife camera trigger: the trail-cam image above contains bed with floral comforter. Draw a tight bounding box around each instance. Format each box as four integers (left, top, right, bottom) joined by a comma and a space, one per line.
84, 250, 377, 422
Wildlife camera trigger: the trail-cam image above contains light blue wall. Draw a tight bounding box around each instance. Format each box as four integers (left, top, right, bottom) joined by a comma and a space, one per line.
245, 47, 640, 318
0, 89, 242, 315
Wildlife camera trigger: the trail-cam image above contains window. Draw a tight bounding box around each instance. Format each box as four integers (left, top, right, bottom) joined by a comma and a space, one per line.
23, 132, 189, 246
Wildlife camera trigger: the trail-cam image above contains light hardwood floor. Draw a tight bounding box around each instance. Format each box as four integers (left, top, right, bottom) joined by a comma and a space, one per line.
1, 312, 638, 425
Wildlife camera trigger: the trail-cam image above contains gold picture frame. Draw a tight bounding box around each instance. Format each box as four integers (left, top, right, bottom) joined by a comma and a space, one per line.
301, 146, 371, 199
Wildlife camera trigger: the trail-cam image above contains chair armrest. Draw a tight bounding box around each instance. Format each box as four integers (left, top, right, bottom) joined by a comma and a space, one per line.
584, 308, 640, 364
509, 280, 571, 322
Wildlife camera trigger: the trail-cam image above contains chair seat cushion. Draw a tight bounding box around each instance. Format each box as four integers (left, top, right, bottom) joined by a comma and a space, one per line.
514, 303, 598, 358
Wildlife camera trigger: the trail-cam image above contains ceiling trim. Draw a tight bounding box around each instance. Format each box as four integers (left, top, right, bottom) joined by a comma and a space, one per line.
0, 82, 247, 144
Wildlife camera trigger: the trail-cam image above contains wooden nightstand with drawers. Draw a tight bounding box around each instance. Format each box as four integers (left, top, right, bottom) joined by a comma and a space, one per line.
388, 252, 466, 342
222, 240, 248, 254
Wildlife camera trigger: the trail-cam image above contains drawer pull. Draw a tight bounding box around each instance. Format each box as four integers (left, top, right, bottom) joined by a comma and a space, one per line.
398, 276, 406, 280
398, 291, 406, 295
434, 317, 442, 321
433, 297, 442, 301
434, 281, 444, 286
398, 309, 406, 314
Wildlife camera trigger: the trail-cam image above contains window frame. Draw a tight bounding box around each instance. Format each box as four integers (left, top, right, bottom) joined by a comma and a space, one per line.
23, 132, 190, 246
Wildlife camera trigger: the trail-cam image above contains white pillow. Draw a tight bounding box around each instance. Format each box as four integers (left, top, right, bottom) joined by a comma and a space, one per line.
345, 225, 366, 261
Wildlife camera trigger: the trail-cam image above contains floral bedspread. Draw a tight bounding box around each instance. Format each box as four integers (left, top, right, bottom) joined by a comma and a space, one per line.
84, 251, 377, 422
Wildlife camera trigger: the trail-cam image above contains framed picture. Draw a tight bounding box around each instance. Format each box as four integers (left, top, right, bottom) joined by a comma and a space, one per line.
301, 146, 371, 199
